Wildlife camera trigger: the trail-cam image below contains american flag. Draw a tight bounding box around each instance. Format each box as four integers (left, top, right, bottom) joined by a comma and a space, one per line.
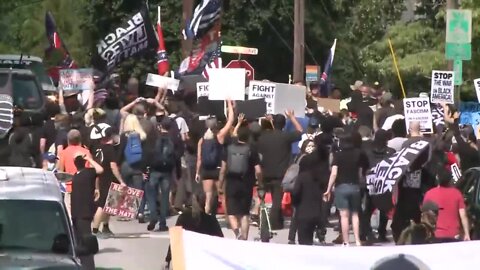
202, 42, 222, 79
183, 0, 221, 40
320, 39, 337, 97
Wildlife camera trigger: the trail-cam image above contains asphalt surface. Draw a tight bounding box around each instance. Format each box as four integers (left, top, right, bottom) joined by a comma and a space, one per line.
95, 214, 393, 270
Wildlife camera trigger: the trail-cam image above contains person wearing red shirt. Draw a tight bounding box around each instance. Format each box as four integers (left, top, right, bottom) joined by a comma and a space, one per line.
423, 169, 470, 241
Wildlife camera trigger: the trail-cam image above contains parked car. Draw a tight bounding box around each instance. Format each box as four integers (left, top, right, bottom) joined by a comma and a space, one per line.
456, 167, 480, 239
0, 167, 98, 269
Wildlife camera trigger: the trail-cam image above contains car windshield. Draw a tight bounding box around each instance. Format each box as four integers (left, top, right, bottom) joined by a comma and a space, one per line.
0, 200, 70, 253
0, 61, 53, 90
0, 73, 43, 110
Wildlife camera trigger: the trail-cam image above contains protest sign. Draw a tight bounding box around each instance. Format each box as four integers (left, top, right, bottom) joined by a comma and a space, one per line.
103, 183, 144, 219
451, 163, 462, 184
430, 70, 455, 104
92, 5, 158, 72
208, 68, 245, 100
146, 73, 179, 91
474, 78, 480, 103
431, 103, 445, 128
248, 81, 276, 114
236, 99, 267, 120
459, 102, 480, 138
273, 83, 306, 118
180, 75, 208, 93
196, 82, 209, 100
197, 96, 225, 120
317, 98, 340, 113
403, 97, 433, 134
59, 69, 93, 91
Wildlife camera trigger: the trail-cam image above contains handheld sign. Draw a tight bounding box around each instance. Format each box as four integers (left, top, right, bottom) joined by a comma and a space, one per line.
430, 70, 455, 104
103, 183, 144, 219
208, 68, 246, 101
451, 163, 462, 184
403, 97, 433, 134
474, 78, 480, 103
196, 82, 209, 100
273, 83, 306, 118
146, 73, 179, 91
59, 69, 93, 91
248, 81, 276, 114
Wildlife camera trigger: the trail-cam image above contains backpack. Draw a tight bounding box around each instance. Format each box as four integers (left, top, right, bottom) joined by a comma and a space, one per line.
152, 135, 175, 171
281, 154, 306, 192
124, 132, 143, 165
226, 144, 250, 175
169, 116, 185, 159
8, 131, 35, 167
201, 138, 221, 170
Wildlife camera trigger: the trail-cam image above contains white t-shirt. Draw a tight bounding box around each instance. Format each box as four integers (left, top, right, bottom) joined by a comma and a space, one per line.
169, 114, 189, 135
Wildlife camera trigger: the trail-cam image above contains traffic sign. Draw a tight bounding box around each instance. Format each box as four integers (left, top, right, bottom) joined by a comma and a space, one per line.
221, 46, 258, 55
226, 60, 255, 81
445, 43, 471, 60
454, 59, 463, 86
446, 9, 472, 44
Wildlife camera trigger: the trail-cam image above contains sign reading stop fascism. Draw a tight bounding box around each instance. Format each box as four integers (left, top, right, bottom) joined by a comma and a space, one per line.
226, 60, 255, 81
403, 97, 433, 134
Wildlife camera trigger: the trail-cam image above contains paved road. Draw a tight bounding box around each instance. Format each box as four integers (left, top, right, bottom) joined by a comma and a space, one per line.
95, 214, 392, 269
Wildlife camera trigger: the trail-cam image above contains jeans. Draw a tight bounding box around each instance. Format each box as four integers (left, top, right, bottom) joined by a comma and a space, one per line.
121, 162, 146, 215
146, 171, 171, 227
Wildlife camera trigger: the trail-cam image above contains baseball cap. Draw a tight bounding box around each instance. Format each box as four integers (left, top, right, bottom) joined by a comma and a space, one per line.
421, 201, 440, 214
42, 152, 58, 163
371, 254, 431, 270
350, 80, 364, 91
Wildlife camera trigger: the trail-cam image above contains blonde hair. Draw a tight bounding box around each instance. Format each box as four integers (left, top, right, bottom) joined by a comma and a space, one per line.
123, 114, 147, 141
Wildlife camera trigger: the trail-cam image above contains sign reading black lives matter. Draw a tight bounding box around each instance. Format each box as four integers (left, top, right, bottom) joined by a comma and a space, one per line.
431, 70, 455, 104
366, 140, 430, 196
403, 97, 433, 134
93, 6, 158, 72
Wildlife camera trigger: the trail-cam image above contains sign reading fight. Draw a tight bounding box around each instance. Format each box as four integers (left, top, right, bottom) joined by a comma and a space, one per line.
103, 183, 144, 219
196, 82, 209, 99
403, 97, 433, 134
59, 68, 93, 91
430, 70, 455, 104
248, 81, 276, 114
474, 78, 480, 103
93, 6, 158, 72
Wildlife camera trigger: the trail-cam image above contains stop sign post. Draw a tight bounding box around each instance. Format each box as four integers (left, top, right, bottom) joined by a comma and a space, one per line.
226, 60, 255, 81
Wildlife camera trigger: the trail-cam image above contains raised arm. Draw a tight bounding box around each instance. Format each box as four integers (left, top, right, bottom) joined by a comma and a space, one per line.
217, 100, 235, 144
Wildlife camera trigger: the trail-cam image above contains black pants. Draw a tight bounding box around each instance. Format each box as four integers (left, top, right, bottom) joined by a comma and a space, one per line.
72, 218, 95, 270
263, 179, 284, 230
174, 156, 198, 209
297, 218, 318, 245
288, 208, 297, 242
361, 192, 389, 240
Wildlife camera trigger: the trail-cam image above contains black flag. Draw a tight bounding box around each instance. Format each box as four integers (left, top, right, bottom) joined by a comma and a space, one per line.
366, 139, 431, 211
0, 72, 14, 138
92, 5, 158, 73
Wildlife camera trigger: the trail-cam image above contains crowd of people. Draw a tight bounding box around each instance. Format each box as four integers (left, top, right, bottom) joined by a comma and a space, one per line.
3, 75, 477, 267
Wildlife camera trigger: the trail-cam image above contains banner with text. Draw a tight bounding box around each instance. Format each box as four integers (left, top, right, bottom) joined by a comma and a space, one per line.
403, 97, 433, 134
431, 70, 455, 104
172, 228, 480, 270
196, 82, 209, 100
103, 183, 144, 219
59, 68, 93, 91
92, 5, 158, 73
248, 81, 276, 114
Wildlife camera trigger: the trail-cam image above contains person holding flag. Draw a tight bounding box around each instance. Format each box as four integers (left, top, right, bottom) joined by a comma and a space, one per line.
320, 39, 337, 97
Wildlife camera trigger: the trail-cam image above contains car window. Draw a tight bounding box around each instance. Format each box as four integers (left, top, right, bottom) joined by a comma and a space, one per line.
0, 61, 53, 90
0, 200, 70, 253
0, 74, 43, 110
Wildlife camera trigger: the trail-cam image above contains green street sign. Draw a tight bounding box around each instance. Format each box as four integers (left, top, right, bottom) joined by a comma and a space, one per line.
446, 9, 472, 43
454, 59, 463, 86
445, 43, 471, 60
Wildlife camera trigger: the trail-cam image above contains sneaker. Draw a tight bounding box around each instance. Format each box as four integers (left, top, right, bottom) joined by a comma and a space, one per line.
288, 240, 296, 245
332, 234, 343, 244
156, 225, 169, 232
93, 231, 109, 239
342, 242, 350, 247
377, 235, 389, 243
102, 227, 114, 237
147, 222, 157, 231
138, 214, 146, 224
250, 215, 259, 226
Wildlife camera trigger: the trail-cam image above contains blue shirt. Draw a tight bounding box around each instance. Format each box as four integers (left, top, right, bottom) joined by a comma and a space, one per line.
284, 117, 310, 155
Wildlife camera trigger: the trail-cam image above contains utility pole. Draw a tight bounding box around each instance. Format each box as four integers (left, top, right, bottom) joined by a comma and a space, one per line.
293, 0, 305, 83
182, 0, 194, 58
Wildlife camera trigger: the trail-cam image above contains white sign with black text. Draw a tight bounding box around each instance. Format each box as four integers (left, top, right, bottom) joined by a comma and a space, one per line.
474, 78, 480, 103
196, 82, 209, 100
403, 97, 433, 134
248, 81, 276, 114
431, 70, 455, 104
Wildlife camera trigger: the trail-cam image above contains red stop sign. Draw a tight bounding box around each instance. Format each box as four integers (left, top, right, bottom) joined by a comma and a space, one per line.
226, 60, 255, 81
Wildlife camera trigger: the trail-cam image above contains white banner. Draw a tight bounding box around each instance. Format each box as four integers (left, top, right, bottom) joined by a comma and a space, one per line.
146, 73, 179, 91
474, 78, 480, 103
431, 70, 455, 104
403, 97, 433, 134
59, 68, 93, 91
196, 82, 209, 100
174, 229, 480, 270
208, 68, 246, 101
248, 81, 276, 114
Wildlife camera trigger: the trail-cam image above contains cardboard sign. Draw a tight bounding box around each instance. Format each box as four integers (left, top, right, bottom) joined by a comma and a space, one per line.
196, 82, 209, 100
474, 78, 480, 103
208, 68, 245, 101
248, 81, 276, 114
317, 98, 340, 113
430, 70, 455, 104
103, 183, 144, 219
236, 99, 267, 120
272, 83, 306, 118
59, 69, 93, 91
146, 73, 180, 91
403, 97, 433, 134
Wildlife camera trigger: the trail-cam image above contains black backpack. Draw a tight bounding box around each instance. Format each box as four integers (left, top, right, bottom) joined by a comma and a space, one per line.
152, 135, 175, 172
8, 132, 35, 167
226, 144, 250, 175
201, 138, 221, 169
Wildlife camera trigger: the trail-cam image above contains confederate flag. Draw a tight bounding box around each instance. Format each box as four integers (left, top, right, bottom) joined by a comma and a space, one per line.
157, 7, 169, 75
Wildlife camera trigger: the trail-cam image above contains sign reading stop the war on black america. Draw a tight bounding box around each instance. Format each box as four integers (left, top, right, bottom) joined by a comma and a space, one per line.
431, 70, 455, 104
403, 97, 433, 134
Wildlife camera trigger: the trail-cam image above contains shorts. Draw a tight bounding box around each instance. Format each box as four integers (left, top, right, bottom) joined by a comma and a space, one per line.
334, 183, 361, 212
225, 180, 253, 216
201, 168, 220, 180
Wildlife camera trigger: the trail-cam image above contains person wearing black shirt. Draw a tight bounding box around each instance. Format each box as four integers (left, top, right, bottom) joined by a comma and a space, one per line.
257, 110, 303, 230
71, 154, 103, 270
219, 127, 262, 240
323, 133, 369, 246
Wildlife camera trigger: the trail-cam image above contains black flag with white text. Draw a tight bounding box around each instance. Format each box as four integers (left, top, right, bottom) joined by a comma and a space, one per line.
92, 5, 158, 73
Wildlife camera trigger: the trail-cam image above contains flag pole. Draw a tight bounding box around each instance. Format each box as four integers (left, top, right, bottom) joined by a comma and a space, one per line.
158, 6, 161, 25
388, 38, 406, 98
